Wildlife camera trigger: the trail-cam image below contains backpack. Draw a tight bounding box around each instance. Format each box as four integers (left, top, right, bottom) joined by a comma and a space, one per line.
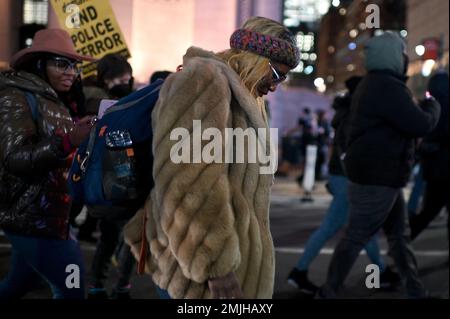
68, 79, 163, 218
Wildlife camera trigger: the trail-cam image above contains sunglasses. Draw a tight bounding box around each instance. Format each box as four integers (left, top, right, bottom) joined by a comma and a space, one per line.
269, 62, 287, 84
48, 57, 81, 76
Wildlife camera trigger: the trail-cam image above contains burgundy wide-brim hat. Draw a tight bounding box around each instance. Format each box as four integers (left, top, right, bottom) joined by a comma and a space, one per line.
10, 28, 97, 69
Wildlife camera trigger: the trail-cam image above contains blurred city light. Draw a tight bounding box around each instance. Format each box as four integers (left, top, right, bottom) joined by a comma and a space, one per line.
415, 45, 425, 56
339, 8, 346, 15
317, 1, 329, 14
304, 65, 314, 74
317, 83, 327, 93
400, 30, 408, 38
23, 0, 48, 24
297, 32, 314, 51
421, 59, 435, 77
332, 0, 340, 8
292, 61, 304, 73
314, 77, 326, 93
348, 42, 357, 50
349, 29, 358, 38
314, 77, 324, 87
283, 0, 331, 25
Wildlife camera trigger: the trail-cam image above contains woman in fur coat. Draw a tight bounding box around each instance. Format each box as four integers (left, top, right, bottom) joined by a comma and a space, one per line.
125, 16, 300, 299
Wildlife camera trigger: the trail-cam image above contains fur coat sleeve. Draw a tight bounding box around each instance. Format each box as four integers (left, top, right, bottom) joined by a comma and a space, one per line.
150, 57, 241, 282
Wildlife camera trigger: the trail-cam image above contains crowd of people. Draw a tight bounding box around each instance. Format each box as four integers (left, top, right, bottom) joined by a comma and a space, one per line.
0, 17, 448, 299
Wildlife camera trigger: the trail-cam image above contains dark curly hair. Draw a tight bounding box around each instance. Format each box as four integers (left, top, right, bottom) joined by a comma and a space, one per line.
96, 53, 132, 89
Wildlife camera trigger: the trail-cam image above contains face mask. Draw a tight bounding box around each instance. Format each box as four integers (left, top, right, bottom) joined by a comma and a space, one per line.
109, 83, 133, 98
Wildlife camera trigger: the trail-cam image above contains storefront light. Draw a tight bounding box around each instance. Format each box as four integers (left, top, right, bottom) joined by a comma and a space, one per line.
332, 0, 340, 7
415, 45, 425, 56
421, 59, 435, 77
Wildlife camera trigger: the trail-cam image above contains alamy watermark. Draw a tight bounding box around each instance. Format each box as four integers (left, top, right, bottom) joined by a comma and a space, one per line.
365, 264, 381, 289
365, 4, 380, 29
65, 264, 81, 289
63, 3, 382, 29
169, 120, 278, 175
65, 4, 81, 29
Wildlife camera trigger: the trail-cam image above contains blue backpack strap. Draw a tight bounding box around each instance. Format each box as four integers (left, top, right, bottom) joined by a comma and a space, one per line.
79, 123, 98, 175
23, 91, 39, 121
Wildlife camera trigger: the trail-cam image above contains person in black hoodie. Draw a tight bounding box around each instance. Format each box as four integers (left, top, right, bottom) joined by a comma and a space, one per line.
287, 76, 400, 295
410, 72, 449, 240
317, 32, 441, 299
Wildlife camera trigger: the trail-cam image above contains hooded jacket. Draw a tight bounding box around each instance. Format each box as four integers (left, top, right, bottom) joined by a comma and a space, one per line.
0, 71, 74, 239
125, 47, 275, 298
344, 32, 441, 187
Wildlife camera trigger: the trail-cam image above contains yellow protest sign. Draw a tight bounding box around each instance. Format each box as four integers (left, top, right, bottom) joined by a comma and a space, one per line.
49, 0, 131, 77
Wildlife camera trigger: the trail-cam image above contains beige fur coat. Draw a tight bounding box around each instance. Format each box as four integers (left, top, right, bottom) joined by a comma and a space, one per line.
124, 47, 275, 299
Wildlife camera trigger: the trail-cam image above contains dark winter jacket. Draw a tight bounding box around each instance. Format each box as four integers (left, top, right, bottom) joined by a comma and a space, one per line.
0, 71, 74, 239
83, 85, 110, 115
344, 32, 441, 187
420, 72, 449, 182
328, 94, 351, 176
328, 76, 362, 176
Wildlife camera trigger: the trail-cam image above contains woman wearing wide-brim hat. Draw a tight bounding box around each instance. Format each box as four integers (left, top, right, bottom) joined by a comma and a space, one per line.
0, 28, 96, 299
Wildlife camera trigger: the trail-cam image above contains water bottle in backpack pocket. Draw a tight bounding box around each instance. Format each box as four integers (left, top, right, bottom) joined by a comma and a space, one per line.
102, 129, 139, 203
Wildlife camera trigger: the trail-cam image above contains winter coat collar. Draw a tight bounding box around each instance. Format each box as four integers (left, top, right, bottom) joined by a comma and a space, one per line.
0, 70, 59, 102
368, 69, 408, 83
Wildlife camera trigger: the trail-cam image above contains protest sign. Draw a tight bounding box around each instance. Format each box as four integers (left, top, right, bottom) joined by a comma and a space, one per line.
49, 0, 131, 77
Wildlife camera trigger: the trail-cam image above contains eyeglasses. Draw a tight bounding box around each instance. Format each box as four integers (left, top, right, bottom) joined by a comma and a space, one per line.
48, 57, 81, 76
269, 62, 287, 84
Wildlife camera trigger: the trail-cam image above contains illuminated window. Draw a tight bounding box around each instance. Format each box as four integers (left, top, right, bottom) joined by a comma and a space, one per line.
296, 33, 315, 53
283, 0, 330, 26
23, 0, 48, 25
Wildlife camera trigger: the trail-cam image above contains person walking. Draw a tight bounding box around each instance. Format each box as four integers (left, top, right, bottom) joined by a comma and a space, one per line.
287, 76, 399, 295
125, 16, 300, 299
0, 29, 95, 299
410, 72, 449, 241
317, 32, 440, 299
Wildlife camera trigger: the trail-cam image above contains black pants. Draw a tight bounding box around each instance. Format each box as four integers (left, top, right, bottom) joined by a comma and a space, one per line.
90, 217, 135, 289
321, 182, 426, 298
410, 180, 449, 240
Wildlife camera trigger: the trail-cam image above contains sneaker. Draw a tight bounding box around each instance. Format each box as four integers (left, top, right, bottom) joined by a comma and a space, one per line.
380, 266, 401, 289
287, 268, 318, 295
300, 196, 314, 203
87, 287, 108, 300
